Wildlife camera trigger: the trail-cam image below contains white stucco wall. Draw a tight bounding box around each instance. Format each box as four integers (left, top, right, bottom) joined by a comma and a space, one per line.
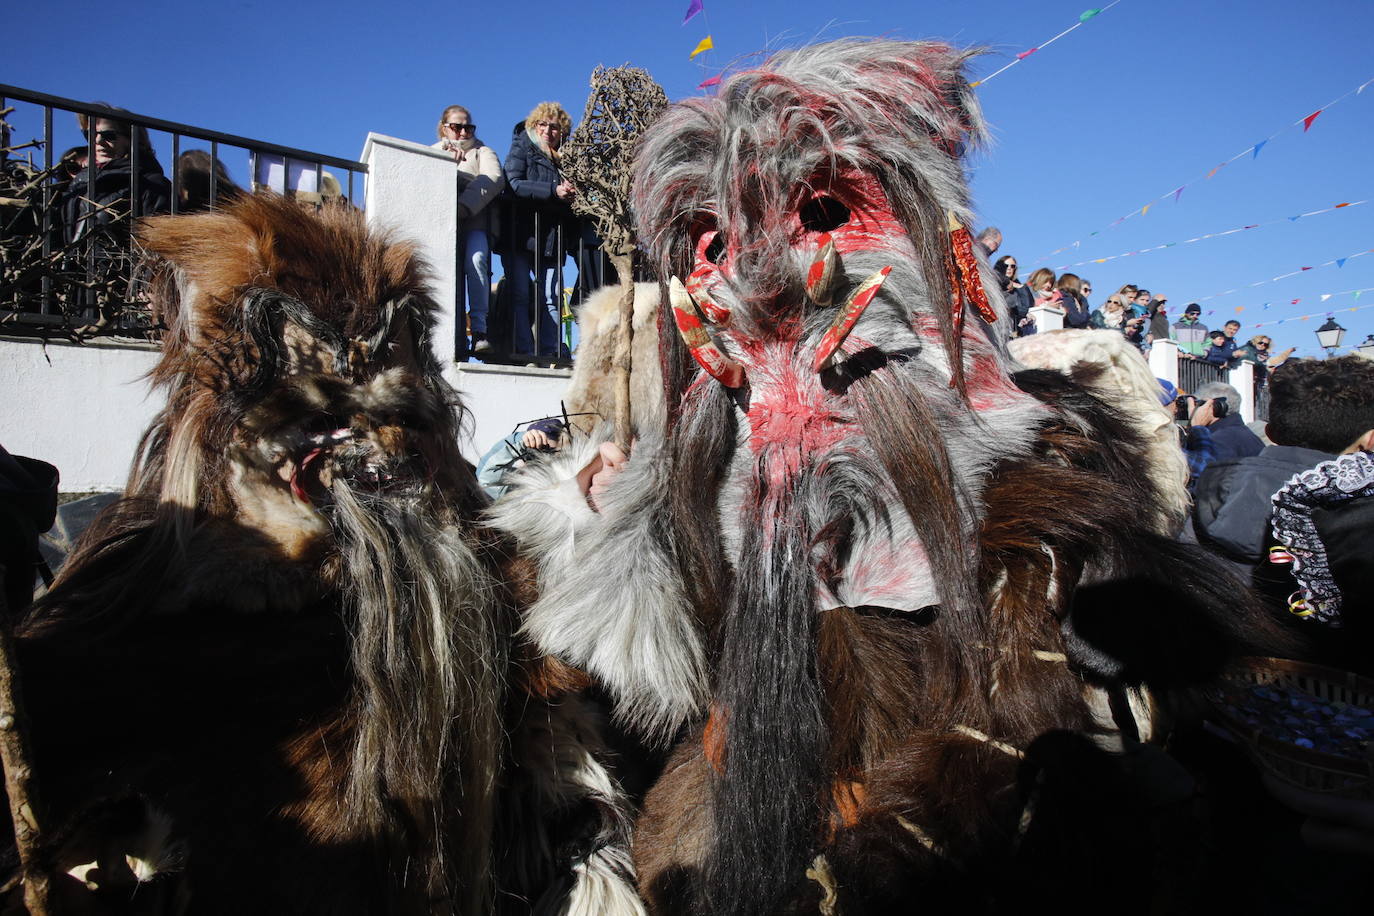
1, 336, 572, 491
1, 337, 164, 492
361, 132, 462, 367
448, 364, 576, 461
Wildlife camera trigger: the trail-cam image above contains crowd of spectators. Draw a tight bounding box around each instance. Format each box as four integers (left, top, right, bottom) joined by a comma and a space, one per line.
989, 233, 1297, 383
431, 100, 614, 363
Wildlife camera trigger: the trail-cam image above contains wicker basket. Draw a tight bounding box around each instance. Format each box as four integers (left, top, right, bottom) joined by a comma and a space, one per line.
1206, 657, 1374, 799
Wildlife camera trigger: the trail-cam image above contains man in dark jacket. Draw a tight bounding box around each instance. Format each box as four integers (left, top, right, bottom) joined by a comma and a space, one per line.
58, 110, 171, 328
1194, 357, 1374, 564
1191, 381, 1262, 462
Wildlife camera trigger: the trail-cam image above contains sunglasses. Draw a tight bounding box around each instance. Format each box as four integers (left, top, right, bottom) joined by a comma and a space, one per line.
1082, 287, 1092, 293
92, 129, 127, 142
445, 122, 476, 132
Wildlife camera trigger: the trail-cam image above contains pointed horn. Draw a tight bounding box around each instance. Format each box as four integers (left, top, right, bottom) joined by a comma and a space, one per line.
805, 232, 839, 305
670, 277, 745, 388
812, 266, 892, 372
686, 265, 732, 325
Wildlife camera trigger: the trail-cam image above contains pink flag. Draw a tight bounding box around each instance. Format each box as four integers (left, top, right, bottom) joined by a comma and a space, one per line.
698, 74, 722, 90
682, 0, 703, 25
1016, 47, 1039, 60
1303, 109, 1322, 132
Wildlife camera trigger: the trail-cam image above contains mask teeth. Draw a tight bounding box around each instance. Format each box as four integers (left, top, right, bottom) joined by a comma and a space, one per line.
806, 232, 839, 306
670, 276, 745, 389
812, 266, 892, 372
686, 265, 732, 325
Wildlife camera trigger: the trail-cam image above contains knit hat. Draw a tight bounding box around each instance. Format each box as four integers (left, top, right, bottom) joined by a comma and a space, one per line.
1156, 378, 1178, 406
1184, 303, 1201, 315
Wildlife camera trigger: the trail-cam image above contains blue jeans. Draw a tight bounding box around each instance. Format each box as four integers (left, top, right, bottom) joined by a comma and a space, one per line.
462, 227, 490, 336
508, 250, 566, 357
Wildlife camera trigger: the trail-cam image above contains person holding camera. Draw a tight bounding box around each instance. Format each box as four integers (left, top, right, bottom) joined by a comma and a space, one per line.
1173, 381, 1262, 492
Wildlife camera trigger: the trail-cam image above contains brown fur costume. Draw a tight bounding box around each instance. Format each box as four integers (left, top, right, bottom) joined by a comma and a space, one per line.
4, 195, 639, 915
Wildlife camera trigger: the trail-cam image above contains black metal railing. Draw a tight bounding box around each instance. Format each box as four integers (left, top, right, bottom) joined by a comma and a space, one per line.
1176, 354, 1227, 395
459, 196, 619, 369
1175, 352, 1269, 421
0, 84, 366, 340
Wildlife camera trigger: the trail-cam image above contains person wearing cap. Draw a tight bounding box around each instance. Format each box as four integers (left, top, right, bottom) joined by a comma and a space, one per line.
1170, 303, 1209, 358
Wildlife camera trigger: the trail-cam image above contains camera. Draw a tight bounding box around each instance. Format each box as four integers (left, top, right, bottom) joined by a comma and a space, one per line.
1211, 396, 1229, 419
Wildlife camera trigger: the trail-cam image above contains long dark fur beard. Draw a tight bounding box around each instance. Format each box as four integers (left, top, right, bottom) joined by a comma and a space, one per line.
707, 473, 828, 916
328, 481, 505, 913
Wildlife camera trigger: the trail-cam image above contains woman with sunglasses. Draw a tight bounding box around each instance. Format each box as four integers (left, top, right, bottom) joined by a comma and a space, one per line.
433, 105, 505, 355
993, 255, 1034, 337
59, 105, 171, 332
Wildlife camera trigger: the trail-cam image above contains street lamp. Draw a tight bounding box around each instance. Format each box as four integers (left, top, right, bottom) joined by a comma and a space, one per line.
1357, 334, 1374, 361
1315, 317, 1346, 357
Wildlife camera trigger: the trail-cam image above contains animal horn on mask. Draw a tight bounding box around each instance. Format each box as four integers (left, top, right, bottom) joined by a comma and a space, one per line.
812, 266, 891, 372
806, 232, 840, 306
686, 230, 733, 325
669, 276, 745, 388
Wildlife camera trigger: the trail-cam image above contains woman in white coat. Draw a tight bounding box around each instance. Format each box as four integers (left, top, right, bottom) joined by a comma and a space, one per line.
433, 105, 505, 353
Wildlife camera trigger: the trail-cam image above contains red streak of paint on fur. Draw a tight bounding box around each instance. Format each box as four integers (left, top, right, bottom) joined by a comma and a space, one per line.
745, 343, 854, 483
910, 309, 1029, 412
827, 171, 907, 256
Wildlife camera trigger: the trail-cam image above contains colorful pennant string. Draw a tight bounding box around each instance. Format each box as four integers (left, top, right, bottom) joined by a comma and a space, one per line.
1191, 247, 1374, 304
1032, 73, 1374, 264
682, 0, 703, 25
1053, 200, 1367, 270
970, 2, 1122, 89
1243, 296, 1374, 330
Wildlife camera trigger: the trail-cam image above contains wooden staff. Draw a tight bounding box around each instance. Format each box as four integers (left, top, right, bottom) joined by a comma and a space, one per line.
0, 571, 52, 915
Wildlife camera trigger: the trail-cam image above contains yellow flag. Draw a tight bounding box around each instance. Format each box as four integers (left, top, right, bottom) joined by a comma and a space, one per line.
690, 35, 714, 59
1141, 203, 1151, 216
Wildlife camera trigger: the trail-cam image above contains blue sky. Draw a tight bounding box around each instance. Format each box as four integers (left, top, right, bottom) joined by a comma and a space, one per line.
8, 0, 1373, 357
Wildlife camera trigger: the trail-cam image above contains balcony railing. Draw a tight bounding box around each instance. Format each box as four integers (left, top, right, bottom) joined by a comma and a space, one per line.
0, 84, 366, 340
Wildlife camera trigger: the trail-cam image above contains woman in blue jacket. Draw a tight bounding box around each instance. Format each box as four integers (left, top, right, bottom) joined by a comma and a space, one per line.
502, 102, 577, 359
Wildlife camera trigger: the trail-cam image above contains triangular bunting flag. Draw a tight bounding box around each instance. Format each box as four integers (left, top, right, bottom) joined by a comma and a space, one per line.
1235, 306, 1244, 313
1321, 294, 1332, 302
1288, 215, 1301, 222
1303, 110, 1322, 132
1141, 204, 1151, 216
1301, 266, 1312, 271
969, 80, 983, 89
1292, 299, 1301, 305
690, 35, 714, 59
1206, 165, 1223, 179
1173, 186, 1185, 203
1336, 258, 1347, 268
698, 74, 722, 89
1357, 291, 1364, 299
682, 0, 703, 24
1016, 47, 1039, 60
1252, 140, 1267, 159
1079, 8, 1102, 21
1335, 202, 1351, 208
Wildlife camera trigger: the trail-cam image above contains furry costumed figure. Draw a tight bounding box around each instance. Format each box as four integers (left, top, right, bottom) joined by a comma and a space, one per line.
4, 195, 641, 915
490, 40, 1295, 916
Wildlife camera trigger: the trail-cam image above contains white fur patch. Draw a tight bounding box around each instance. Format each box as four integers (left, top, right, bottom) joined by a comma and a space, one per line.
488, 429, 708, 740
